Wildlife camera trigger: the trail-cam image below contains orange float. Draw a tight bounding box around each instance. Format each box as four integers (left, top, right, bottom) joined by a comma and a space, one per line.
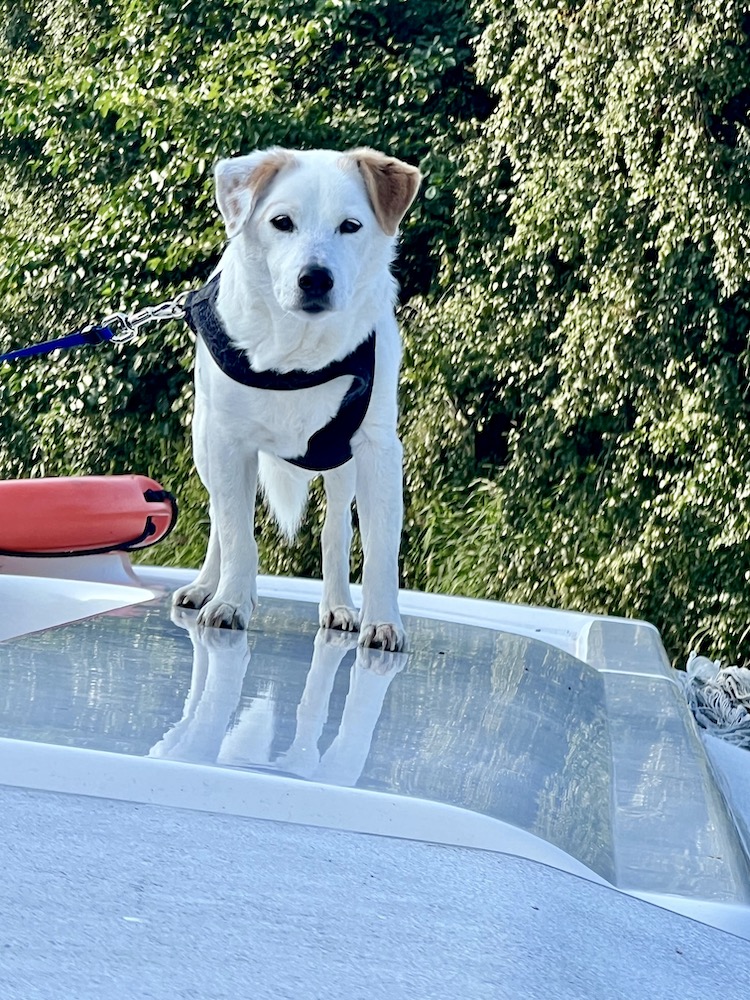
0, 475, 177, 556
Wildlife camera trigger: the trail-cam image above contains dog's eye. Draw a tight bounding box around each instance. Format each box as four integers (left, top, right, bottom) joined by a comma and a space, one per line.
270, 215, 295, 232
339, 219, 362, 235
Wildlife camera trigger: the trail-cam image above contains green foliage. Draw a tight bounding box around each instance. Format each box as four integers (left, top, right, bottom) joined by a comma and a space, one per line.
0, 0, 474, 573
403, 0, 750, 661
2, 0, 750, 664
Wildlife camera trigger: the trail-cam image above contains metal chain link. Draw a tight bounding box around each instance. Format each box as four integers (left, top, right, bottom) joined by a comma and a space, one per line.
100, 290, 191, 343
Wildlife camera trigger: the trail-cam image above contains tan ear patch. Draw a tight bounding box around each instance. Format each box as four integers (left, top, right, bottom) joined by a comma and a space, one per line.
215, 149, 296, 238
247, 150, 296, 203
347, 148, 422, 235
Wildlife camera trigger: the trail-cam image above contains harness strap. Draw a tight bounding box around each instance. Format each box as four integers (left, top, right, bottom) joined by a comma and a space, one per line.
183, 275, 376, 471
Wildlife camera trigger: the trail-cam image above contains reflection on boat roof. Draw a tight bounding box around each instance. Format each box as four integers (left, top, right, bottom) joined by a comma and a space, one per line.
1, 586, 748, 936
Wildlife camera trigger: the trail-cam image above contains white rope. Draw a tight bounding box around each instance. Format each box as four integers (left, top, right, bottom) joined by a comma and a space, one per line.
679, 652, 750, 749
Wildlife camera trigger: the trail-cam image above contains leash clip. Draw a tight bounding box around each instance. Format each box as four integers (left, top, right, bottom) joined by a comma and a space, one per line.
101, 291, 191, 344
98, 313, 137, 344
1, 290, 193, 366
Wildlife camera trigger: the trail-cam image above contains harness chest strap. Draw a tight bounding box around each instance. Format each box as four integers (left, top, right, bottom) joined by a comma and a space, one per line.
182, 275, 376, 472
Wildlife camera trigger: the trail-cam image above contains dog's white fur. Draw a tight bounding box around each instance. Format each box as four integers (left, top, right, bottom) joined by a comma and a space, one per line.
174, 147, 421, 651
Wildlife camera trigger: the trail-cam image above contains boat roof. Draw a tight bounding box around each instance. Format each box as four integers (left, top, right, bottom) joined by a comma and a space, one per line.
1, 554, 750, 996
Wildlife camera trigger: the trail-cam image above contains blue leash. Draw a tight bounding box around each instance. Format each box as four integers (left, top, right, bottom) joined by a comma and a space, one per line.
0, 325, 118, 364
0, 294, 190, 366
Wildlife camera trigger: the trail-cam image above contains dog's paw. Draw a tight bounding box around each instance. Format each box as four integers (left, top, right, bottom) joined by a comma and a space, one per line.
359, 622, 406, 652
320, 605, 360, 633
314, 626, 359, 651
173, 582, 214, 611
199, 623, 251, 653
196, 598, 252, 631
355, 644, 406, 676
170, 606, 247, 651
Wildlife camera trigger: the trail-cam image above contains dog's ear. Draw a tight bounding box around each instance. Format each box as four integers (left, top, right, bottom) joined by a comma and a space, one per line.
214, 150, 295, 238
347, 149, 422, 236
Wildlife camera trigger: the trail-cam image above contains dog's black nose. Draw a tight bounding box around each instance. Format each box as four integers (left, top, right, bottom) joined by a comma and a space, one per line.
298, 266, 334, 297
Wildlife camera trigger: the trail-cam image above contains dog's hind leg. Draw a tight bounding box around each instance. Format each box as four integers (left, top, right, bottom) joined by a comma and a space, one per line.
173, 388, 224, 615
319, 461, 359, 632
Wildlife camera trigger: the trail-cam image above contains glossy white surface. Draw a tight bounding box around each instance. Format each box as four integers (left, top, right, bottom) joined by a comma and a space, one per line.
0, 572, 154, 641
2, 564, 750, 940
0, 735, 608, 883
141, 565, 674, 678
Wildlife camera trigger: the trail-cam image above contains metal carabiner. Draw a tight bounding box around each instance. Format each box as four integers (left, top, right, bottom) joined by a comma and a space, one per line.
99, 312, 139, 344
100, 291, 190, 343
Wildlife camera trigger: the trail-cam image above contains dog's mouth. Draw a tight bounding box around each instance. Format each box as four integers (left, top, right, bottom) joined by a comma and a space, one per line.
300, 301, 331, 315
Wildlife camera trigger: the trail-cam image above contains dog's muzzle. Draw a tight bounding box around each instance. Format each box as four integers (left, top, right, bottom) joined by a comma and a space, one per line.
298, 265, 334, 314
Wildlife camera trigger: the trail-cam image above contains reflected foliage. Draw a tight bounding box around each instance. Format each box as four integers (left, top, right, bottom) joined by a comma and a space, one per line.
0, 596, 613, 879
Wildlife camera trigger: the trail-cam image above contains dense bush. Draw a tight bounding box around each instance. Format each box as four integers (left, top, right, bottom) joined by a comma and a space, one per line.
402, 0, 750, 661
0, 0, 476, 564
2, 0, 749, 663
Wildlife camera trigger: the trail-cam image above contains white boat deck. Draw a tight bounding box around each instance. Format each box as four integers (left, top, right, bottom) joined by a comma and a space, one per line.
1, 555, 750, 997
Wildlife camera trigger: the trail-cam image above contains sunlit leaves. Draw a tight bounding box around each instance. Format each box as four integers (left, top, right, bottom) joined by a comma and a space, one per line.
404, 0, 750, 662
2, 0, 749, 662
0, 0, 476, 580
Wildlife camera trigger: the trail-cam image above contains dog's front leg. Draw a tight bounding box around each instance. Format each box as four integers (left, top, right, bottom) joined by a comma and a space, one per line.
353, 435, 405, 651
320, 462, 359, 632
196, 450, 260, 630
173, 504, 222, 612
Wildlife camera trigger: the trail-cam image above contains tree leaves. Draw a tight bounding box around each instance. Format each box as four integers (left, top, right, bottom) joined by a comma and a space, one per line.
403, 0, 750, 662
1, 0, 749, 663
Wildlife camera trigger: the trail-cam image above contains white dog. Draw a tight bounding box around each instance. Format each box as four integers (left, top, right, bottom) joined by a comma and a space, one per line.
173, 147, 421, 651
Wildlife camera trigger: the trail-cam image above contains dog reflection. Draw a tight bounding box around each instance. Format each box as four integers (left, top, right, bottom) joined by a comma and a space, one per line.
150, 608, 406, 787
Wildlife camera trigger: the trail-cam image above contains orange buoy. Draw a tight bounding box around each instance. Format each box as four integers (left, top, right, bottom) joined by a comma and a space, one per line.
0, 475, 177, 556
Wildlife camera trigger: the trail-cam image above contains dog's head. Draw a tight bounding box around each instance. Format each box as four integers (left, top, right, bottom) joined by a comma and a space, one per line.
213, 147, 421, 318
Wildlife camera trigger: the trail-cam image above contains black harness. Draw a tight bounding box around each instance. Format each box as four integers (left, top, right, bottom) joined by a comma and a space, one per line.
183, 275, 376, 471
